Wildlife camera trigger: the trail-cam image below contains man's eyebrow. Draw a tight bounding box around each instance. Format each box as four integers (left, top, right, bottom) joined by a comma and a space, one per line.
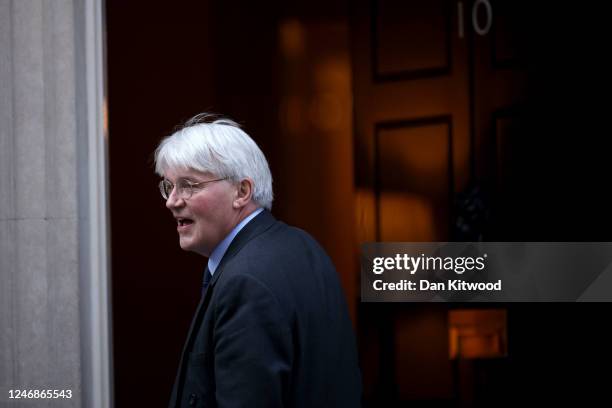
181, 178, 201, 184
162, 177, 194, 186
174, 177, 196, 183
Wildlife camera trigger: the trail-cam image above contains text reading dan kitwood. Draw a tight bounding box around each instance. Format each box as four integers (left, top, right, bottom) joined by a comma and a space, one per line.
370, 253, 502, 292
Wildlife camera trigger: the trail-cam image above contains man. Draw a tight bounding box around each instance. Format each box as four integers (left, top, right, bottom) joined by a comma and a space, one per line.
155, 114, 361, 407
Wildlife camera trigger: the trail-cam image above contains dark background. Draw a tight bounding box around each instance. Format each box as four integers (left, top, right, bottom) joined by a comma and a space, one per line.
106, 1, 611, 406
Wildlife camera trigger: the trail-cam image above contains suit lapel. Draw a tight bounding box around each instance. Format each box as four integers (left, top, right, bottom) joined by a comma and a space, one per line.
171, 278, 215, 407
181, 210, 276, 348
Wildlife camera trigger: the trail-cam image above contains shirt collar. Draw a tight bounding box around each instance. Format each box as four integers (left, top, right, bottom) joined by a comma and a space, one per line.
207, 207, 264, 275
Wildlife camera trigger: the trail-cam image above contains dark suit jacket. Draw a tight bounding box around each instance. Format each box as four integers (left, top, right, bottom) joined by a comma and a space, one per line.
169, 210, 362, 408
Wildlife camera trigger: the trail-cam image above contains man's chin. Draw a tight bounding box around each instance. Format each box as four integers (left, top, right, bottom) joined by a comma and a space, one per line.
179, 237, 194, 252
179, 239, 209, 257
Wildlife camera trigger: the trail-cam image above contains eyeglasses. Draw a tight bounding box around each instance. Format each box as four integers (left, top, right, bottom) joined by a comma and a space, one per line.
159, 177, 227, 200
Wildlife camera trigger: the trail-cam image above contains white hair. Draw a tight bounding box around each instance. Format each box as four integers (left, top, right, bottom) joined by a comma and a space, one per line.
154, 113, 273, 210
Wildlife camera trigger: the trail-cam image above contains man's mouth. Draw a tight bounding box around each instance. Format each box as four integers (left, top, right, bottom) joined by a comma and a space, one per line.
177, 218, 194, 227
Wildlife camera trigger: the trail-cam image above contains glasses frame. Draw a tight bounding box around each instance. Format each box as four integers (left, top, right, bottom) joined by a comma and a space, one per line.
159, 177, 228, 200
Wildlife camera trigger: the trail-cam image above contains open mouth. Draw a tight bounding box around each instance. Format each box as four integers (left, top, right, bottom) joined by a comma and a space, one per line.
177, 218, 194, 227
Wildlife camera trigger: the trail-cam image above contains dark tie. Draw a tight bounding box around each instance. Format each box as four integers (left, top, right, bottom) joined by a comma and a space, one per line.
202, 267, 213, 297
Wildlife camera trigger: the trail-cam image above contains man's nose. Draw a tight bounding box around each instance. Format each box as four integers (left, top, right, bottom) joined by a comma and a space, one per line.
165, 188, 184, 209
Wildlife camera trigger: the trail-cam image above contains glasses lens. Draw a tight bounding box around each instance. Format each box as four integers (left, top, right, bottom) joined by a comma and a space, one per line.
159, 180, 171, 199
178, 181, 192, 199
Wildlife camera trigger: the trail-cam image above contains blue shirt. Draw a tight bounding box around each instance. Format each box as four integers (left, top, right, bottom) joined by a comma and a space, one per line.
207, 207, 264, 276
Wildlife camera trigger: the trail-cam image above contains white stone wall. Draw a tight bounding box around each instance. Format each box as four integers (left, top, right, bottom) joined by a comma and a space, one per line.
0, 0, 110, 406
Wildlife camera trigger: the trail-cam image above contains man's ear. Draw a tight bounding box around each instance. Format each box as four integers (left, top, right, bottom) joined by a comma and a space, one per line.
233, 178, 254, 208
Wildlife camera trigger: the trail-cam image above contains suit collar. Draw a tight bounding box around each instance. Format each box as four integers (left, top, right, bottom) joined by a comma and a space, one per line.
209, 209, 276, 287
207, 208, 264, 274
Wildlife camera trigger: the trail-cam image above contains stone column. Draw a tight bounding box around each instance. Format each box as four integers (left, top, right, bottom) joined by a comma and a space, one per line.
0, 0, 111, 407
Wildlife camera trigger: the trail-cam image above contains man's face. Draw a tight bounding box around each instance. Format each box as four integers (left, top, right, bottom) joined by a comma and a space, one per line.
163, 167, 237, 257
